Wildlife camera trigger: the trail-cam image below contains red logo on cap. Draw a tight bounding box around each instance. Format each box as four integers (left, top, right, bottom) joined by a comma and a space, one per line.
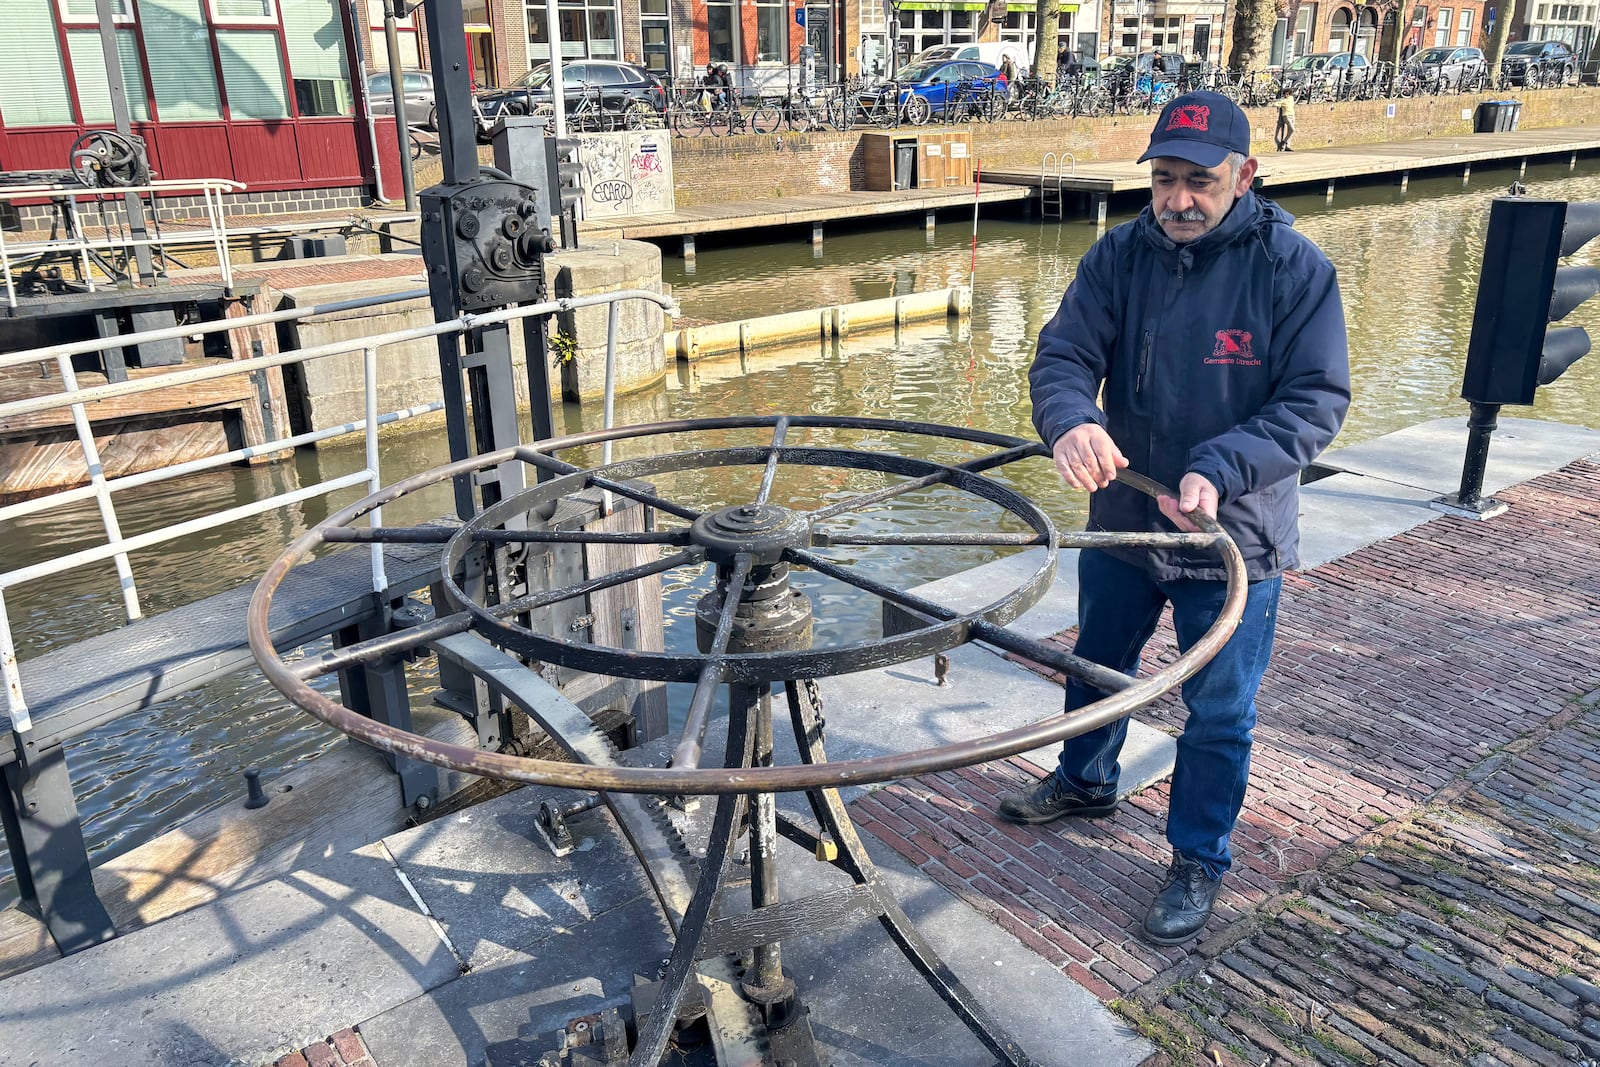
1166, 104, 1211, 131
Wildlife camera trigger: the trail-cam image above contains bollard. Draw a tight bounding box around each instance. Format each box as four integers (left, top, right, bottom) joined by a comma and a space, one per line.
243, 767, 270, 809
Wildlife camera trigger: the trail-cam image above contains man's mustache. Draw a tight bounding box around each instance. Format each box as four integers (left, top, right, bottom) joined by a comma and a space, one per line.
1160, 207, 1208, 223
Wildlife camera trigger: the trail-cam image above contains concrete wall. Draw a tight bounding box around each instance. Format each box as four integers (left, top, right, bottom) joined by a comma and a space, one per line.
277, 240, 666, 435
663, 87, 1600, 206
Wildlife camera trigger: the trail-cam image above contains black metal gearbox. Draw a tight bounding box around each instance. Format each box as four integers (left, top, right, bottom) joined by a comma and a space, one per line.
420, 178, 555, 313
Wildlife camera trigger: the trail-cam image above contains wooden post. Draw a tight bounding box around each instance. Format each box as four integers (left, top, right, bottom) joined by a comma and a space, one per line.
583, 504, 668, 740
224, 284, 292, 464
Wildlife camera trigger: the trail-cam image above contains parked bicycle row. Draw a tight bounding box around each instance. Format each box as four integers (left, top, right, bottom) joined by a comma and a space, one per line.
389, 45, 1588, 143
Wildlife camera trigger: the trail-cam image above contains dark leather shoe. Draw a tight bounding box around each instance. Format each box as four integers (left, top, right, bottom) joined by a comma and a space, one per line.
1142, 855, 1223, 945
996, 776, 1117, 825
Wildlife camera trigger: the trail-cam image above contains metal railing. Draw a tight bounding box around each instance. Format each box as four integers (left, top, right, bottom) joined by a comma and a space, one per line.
0, 178, 245, 309
0, 284, 677, 736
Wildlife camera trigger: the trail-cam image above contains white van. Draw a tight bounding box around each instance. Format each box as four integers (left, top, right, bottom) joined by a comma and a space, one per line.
913, 42, 1031, 74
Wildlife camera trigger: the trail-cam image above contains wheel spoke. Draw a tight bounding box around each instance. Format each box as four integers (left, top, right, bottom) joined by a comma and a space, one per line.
787, 547, 1134, 696
753, 416, 791, 507
805, 442, 1038, 523
669, 553, 753, 771
322, 526, 691, 547
812, 530, 1221, 549
518, 447, 703, 522
494, 547, 706, 619
290, 612, 474, 680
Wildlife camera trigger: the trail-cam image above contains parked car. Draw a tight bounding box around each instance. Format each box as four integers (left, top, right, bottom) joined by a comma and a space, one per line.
366, 69, 436, 129
1406, 46, 1486, 89
477, 60, 667, 122
859, 58, 1008, 122
913, 42, 1031, 75
1279, 51, 1376, 95
1499, 40, 1577, 86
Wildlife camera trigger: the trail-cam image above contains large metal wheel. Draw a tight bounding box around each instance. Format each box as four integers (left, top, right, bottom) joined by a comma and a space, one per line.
250, 415, 1246, 797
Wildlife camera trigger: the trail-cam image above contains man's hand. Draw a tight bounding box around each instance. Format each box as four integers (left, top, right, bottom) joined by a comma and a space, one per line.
1052, 424, 1128, 492
1157, 473, 1219, 533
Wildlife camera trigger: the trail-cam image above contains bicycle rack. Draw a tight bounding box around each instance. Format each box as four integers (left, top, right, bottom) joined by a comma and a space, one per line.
1039, 152, 1074, 220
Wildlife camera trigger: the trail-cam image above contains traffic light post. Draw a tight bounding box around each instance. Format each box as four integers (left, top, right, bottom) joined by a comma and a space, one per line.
1437, 193, 1600, 517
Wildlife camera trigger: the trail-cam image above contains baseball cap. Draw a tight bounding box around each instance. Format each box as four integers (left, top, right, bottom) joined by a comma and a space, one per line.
1137, 91, 1251, 169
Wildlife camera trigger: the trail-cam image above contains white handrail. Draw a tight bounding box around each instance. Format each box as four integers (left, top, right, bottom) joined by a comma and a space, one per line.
0, 287, 679, 735
0, 179, 247, 308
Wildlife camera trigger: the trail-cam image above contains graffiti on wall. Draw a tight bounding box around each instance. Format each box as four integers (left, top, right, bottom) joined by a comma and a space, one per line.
578, 130, 675, 218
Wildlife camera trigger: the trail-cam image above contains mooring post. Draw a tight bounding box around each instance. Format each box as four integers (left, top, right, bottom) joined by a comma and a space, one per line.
926, 210, 935, 235
1094, 192, 1107, 228
1463, 163, 1471, 185
1399, 171, 1409, 192
682, 234, 695, 263
1326, 179, 1335, 204
812, 221, 824, 258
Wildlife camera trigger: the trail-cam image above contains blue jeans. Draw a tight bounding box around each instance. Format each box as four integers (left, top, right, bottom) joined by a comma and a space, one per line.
1054, 549, 1281, 879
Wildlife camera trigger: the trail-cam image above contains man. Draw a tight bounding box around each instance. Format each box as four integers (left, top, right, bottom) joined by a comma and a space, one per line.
1002, 91, 1349, 946
1274, 87, 1296, 151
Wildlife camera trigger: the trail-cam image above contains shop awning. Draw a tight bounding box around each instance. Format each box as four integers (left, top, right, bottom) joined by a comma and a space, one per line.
896, 1, 989, 10
996, 1, 1081, 8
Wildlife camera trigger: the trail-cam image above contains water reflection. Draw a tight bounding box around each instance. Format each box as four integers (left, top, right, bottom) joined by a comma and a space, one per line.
2, 157, 1597, 893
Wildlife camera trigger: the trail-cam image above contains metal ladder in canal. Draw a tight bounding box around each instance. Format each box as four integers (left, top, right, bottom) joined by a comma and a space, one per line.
1038, 152, 1075, 221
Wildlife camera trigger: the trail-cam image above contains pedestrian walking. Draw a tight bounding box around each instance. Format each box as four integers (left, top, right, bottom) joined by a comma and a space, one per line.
1002, 91, 1350, 946
1274, 88, 1296, 151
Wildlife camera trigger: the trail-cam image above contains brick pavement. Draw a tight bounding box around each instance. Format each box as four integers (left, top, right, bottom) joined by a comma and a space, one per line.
273, 1027, 374, 1067
853, 458, 1600, 1064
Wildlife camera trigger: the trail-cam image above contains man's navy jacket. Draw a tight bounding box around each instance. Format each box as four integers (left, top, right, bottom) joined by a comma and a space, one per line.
1030, 190, 1351, 582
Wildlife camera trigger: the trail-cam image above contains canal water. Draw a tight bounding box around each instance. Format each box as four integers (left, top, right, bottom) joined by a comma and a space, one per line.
3, 157, 1599, 899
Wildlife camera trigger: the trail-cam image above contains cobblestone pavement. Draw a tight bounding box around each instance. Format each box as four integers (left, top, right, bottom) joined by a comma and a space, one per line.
853, 458, 1600, 1066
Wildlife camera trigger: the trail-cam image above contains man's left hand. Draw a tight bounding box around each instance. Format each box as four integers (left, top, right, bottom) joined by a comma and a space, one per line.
1157, 473, 1219, 533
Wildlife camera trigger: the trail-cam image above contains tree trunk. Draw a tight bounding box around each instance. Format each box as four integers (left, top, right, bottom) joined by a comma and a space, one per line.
1033, 0, 1061, 82
1484, 0, 1527, 80
1228, 0, 1279, 71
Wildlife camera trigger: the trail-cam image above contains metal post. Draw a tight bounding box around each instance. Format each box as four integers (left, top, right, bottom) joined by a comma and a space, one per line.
423, 0, 478, 186
362, 346, 390, 593
57, 356, 140, 621
1454, 401, 1499, 510
546, 0, 568, 140
384, 1, 419, 211
740, 681, 786, 1001
94, 0, 154, 284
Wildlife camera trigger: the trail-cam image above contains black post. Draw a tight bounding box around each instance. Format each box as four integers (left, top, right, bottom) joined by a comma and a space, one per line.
384, 0, 419, 211
1452, 401, 1500, 510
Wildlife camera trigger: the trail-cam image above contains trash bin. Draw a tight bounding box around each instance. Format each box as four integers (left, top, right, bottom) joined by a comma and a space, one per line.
894, 141, 916, 190
1474, 101, 1499, 132
1501, 100, 1521, 132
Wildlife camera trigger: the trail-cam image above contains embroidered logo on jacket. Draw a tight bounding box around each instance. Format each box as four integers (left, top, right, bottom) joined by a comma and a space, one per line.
1166, 104, 1210, 131
1206, 329, 1261, 366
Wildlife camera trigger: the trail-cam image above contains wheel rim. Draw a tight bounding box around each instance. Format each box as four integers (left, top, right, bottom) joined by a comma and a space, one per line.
251, 416, 1247, 796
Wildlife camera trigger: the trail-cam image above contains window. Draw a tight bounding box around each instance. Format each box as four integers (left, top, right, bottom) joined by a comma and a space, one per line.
368, 3, 420, 67
1121, 16, 1138, 51
756, 0, 785, 62
1294, 4, 1317, 59
707, 0, 735, 63
141, 0, 225, 120
1434, 7, 1451, 46
525, 0, 621, 61
57, 0, 133, 21
640, 0, 671, 75
68, 29, 152, 123
218, 29, 290, 118
0, 0, 74, 126
1456, 8, 1472, 45
1151, 15, 1181, 50
210, 0, 276, 20
283, 0, 353, 116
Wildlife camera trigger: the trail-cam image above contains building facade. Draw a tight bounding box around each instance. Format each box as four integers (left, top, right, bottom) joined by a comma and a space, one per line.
1099, 0, 1228, 64
0, 0, 386, 203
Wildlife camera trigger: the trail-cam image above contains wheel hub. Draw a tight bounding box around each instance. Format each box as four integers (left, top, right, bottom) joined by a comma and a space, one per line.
690, 503, 811, 565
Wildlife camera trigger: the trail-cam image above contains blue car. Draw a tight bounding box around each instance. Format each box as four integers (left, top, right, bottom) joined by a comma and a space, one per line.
858, 59, 1009, 124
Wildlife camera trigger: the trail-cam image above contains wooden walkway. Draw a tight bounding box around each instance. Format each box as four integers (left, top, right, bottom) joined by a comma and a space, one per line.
983, 123, 1600, 214
579, 184, 1032, 246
